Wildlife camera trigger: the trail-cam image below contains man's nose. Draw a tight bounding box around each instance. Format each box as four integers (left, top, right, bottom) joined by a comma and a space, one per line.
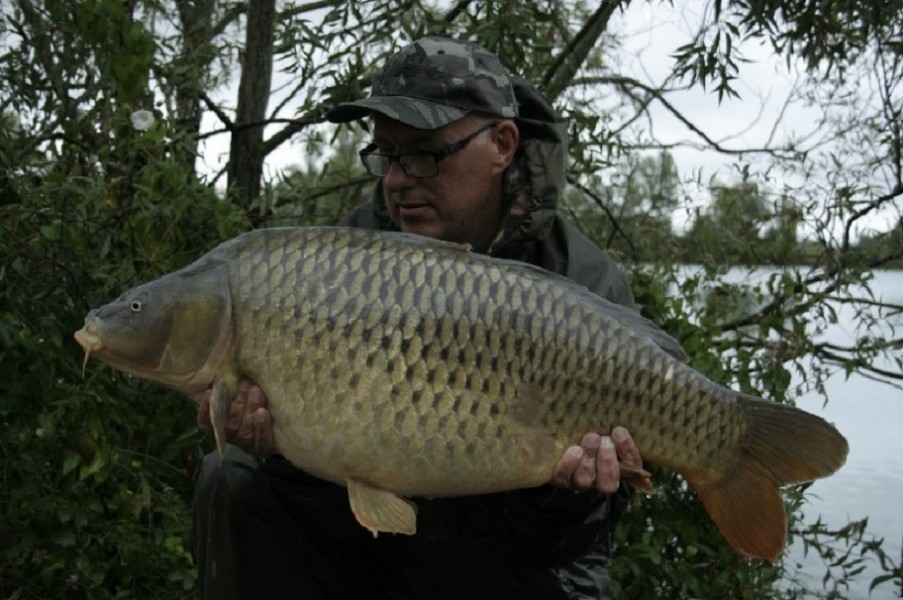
382, 159, 415, 188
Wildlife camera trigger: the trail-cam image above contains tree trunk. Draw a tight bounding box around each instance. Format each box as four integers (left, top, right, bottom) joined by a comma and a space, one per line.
174, 0, 217, 170
227, 0, 275, 221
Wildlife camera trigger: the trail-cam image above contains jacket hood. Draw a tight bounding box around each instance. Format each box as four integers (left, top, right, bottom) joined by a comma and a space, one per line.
366, 76, 567, 260
489, 76, 567, 259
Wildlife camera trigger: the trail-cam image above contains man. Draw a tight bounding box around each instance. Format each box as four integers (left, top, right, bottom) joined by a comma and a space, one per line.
194, 36, 644, 599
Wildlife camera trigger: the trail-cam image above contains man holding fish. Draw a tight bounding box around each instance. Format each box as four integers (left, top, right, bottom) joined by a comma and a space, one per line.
194, 36, 643, 599
76, 34, 846, 599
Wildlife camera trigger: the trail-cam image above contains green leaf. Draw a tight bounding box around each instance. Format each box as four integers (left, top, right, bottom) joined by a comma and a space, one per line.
62, 450, 81, 476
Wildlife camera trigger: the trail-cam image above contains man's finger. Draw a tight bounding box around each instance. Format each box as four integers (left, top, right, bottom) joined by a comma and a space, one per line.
552, 446, 583, 488
573, 433, 600, 490
235, 383, 274, 455
234, 382, 258, 441
611, 426, 641, 467
252, 407, 274, 455
594, 436, 620, 494
247, 382, 265, 413
226, 379, 252, 432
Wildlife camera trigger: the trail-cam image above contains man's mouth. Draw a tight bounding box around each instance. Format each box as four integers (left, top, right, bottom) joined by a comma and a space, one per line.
397, 202, 432, 217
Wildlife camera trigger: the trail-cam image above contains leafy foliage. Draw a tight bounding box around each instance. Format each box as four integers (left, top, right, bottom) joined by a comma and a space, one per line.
1, 0, 901, 598
0, 114, 246, 600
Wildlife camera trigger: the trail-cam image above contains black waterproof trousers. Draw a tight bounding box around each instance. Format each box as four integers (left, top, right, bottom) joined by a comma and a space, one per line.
194, 445, 615, 600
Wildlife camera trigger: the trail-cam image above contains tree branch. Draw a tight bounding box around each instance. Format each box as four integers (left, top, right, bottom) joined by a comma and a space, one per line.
199, 91, 234, 132
542, 0, 623, 102
577, 75, 802, 158
442, 0, 473, 22
567, 176, 638, 257
261, 112, 324, 156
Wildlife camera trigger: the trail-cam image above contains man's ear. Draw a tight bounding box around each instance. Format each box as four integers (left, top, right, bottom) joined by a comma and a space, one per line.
491, 120, 520, 174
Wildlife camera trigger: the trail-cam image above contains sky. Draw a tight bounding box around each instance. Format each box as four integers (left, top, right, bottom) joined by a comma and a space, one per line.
609, 2, 897, 236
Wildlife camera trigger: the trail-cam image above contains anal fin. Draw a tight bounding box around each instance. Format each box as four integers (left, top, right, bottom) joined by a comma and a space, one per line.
346, 478, 417, 536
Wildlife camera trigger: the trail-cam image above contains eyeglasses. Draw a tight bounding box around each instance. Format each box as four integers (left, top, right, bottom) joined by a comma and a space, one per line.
359, 121, 499, 179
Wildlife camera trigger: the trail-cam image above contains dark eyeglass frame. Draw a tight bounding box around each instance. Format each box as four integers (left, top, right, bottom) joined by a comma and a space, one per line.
359, 121, 500, 179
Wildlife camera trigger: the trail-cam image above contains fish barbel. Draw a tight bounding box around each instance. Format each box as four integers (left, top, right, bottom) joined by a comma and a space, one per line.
74, 227, 848, 562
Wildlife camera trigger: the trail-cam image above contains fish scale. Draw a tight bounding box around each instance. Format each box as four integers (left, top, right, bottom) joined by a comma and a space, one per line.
75, 226, 848, 561
239, 231, 700, 493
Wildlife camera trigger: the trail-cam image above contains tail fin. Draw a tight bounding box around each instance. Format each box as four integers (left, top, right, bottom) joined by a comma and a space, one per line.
684, 394, 848, 562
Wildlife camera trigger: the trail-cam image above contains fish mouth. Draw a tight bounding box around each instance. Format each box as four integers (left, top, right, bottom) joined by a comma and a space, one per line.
74, 322, 105, 377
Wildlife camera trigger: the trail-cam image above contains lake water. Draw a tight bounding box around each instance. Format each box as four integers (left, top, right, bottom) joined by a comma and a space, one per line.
782, 269, 902, 599
675, 266, 901, 597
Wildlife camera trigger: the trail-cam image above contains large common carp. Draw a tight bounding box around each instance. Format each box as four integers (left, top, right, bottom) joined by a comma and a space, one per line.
74, 227, 847, 562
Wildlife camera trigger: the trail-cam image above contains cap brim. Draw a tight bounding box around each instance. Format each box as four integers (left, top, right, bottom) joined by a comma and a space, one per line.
326, 96, 468, 130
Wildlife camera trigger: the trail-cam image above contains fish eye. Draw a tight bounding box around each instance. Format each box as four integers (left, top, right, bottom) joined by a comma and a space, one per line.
130, 300, 142, 312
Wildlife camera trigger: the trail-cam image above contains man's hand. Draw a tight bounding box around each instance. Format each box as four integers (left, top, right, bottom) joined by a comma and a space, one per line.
552, 427, 652, 494
196, 378, 275, 455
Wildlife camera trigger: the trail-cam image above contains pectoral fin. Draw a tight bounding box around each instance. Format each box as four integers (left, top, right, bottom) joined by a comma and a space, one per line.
209, 374, 238, 461
346, 478, 417, 536
620, 460, 655, 495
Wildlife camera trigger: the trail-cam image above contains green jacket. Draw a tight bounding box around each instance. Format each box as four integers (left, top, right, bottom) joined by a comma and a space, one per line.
339, 77, 634, 599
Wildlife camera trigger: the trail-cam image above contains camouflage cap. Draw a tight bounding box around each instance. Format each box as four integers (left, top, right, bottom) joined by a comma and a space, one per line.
327, 36, 518, 130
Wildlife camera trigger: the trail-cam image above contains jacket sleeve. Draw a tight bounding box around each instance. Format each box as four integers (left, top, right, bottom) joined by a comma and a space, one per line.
501, 484, 631, 567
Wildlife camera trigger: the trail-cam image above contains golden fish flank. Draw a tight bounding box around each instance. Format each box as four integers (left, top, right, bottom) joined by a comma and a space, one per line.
74, 226, 848, 562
